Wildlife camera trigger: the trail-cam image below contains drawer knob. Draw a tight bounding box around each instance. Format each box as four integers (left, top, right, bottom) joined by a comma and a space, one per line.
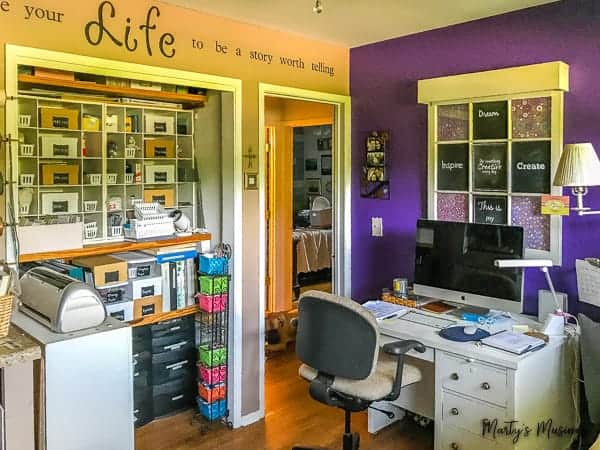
450, 408, 459, 416
451, 444, 459, 450
482, 382, 491, 390
450, 373, 459, 381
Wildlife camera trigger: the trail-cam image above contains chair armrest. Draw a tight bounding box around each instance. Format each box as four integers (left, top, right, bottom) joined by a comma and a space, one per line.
382, 339, 425, 402
382, 339, 426, 356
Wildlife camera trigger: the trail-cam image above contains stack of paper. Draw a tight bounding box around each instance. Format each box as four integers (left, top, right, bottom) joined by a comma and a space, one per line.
361, 300, 407, 321
481, 331, 545, 355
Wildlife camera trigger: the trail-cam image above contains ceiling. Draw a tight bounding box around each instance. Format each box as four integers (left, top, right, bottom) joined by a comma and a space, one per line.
161, 0, 558, 47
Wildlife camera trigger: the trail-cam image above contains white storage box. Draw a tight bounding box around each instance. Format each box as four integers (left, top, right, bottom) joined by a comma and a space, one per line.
20, 144, 35, 156
125, 147, 136, 158
84, 222, 98, 240
105, 300, 134, 322
124, 173, 134, 184
106, 173, 118, 185
19, 114, 31, 127
105, 115, 119, 132
144, 113, 174, 135
86, 173, 102, 185
83, 200, 97, 212
145, 165, 175, 184
20, 174, 35, 186
110, 226, 123, 237
124, 218, 175, 240
40, 135, 78, 158
41, 192, 79, 215
18, 222, 83, 254
113, 251, 158, 279
129, 276, 162, 300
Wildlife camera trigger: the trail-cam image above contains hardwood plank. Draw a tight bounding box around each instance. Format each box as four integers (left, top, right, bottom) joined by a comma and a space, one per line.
135, 350, 434, 450
19, 233, 211, 263
18, 75, 207, 108
129, 305, 200, 328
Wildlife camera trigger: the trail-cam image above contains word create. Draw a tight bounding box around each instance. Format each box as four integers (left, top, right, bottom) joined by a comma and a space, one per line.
84, 1, 175, 58
516, 162, 546, 170
24, 5, 63, 22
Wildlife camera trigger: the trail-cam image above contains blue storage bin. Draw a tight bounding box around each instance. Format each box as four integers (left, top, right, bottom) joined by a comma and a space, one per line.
199, 255, 228, 276
196, 397, 227, 420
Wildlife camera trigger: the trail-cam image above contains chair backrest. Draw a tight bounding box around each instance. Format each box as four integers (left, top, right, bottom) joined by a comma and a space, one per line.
296, 290, 379, 380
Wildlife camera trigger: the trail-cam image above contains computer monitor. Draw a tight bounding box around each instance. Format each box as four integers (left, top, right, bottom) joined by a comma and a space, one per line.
413, 219, 525, 313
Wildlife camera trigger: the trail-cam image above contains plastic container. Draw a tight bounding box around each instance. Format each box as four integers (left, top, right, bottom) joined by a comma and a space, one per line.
20, 144, 34, 156
196, 293, 228, 313
199, 255, 228, 275
198, 275, 228, 295
197, 363, 227, 384
19, 204, 30, 215
106, 173, 118, 185
125, 173, 133, 184
198, 344, 227, 368
83, 200, 97, 212
20, 174, 35, 186
196, 398, 226, 421
198, 382, 226, 403
86, 173, 102, 185
19, 115, 31, 127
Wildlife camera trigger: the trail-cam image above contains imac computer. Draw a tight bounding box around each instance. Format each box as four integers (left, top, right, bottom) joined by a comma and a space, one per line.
413, 219, 525, 314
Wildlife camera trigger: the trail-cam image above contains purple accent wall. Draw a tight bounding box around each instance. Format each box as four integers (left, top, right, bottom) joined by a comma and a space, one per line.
350, 0, 600, 320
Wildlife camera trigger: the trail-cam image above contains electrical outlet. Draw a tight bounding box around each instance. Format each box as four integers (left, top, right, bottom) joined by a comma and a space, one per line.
371, 217, 383, 237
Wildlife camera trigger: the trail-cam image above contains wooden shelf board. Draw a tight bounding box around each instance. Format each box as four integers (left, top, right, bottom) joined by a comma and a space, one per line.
129, 304, 200, 328
18, 233, 211, 262
18, 75, 207, 109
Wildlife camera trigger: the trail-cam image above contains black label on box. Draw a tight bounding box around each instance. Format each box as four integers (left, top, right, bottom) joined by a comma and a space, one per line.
51, 200, 68, 213
141, 285, 155, 297
53, 173, 69, 184
105, 270, 119, 283
474, 195, 507, 225
110, 310, 125, 321
52, 116, 69, 128
136, 265, 151, 277
105, 290, 123, 303
53, 144, 69, 156
155, 147, 167, 157
154, 122, 167, 133
154, 172, 168, 183
141, 304, 155, 316
152, 195, 166, 205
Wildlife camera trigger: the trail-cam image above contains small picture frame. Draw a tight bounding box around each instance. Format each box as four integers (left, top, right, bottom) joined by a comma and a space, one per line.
366, 151, 385, 167
305, 178, 322, 195
321, 155, 332, 175
244, 172, 258, 190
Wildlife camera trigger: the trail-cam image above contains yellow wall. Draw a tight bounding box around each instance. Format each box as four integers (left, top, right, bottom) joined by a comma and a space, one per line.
0, 0, 349, 421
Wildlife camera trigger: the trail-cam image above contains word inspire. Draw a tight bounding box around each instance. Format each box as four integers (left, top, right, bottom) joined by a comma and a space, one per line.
441, 160, 464, 171
479, 109, 500, 118
85, 1, 175, 58
482, 418, 579, 444
478, 158, 502, 175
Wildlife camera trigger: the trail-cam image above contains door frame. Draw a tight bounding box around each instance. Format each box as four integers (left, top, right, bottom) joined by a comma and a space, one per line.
257, 83, 351, 417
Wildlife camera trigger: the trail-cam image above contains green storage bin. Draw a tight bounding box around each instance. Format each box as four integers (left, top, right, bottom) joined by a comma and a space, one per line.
198, 344, 228, 367
199, 275, 228, 295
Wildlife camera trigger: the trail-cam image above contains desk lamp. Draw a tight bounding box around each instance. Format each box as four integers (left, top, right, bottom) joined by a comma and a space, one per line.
553, 143, 600, 216
494, 259, 564, 335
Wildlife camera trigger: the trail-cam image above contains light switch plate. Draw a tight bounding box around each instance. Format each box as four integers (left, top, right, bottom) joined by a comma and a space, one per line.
371, 217, 383, 237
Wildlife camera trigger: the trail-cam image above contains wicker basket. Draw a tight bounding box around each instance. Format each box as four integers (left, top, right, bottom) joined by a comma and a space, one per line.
0, 295, 14, 338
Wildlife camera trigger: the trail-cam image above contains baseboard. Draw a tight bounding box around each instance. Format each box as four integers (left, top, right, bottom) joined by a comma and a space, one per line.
240, 410, 264, 427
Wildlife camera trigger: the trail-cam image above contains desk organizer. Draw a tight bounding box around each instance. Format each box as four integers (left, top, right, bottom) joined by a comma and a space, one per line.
195, 247, 232, 429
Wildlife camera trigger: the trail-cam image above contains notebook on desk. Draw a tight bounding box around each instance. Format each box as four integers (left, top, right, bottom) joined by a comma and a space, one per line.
361, 300, 407, 321
481, 330, 545, 355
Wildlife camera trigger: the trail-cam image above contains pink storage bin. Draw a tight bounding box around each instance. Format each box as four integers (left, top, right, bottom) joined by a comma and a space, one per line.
196, 293, 228, 313
197, 363, 227, 384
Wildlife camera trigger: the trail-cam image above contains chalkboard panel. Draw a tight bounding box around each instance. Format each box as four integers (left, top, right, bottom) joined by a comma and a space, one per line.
473, 101, 508, 140
437, 143, 469, 191
473, 143, 507, 191
474, 196, 508, 225
512, 141, 551, 193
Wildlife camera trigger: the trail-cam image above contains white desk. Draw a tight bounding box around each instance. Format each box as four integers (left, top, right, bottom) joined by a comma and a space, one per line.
369, 310, 578, 450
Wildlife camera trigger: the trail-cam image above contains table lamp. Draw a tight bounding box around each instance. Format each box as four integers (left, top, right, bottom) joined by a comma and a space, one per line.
553, 143, 600, 215
494, 259, 565, 335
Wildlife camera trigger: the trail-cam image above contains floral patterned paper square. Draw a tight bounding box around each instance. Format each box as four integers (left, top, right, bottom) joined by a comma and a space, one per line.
511, 196, 550, 251
511, 97, 551, 139
437, 193, 469, 222
437, 104, 468, 141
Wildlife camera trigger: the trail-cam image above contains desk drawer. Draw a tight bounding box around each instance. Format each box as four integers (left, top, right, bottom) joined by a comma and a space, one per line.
442, 391, 508, 437
441, 424, 503, 450
438, 352, 508, 406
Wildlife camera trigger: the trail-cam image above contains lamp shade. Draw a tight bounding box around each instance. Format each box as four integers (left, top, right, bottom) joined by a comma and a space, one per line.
553, 143, 600, 187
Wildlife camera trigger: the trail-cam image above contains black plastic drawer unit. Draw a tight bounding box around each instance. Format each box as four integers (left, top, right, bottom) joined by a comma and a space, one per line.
152, 377, 195, 417
152, 346, 195, 385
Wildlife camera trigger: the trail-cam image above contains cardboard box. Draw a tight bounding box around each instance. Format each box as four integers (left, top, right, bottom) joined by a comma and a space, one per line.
82, 115, 100, 131
145, 165, 175, 184
40, 135, 78, 158
18, 222, 83, 254
143, 188, 175, 207
40, 107, 79, 130
134, 295, 163, 319
41, 192, 79, 215
144, 139, 175, 158
41, 164, 79, 185
129, 276, 162, 300
72, 255, 128, 287
144, 113, 174, 135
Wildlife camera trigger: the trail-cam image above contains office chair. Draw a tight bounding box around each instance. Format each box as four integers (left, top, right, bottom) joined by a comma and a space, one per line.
293, 291, 425, 450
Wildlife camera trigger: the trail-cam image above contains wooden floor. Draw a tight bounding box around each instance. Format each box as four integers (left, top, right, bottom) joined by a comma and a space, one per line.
136, 350, 433, 450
